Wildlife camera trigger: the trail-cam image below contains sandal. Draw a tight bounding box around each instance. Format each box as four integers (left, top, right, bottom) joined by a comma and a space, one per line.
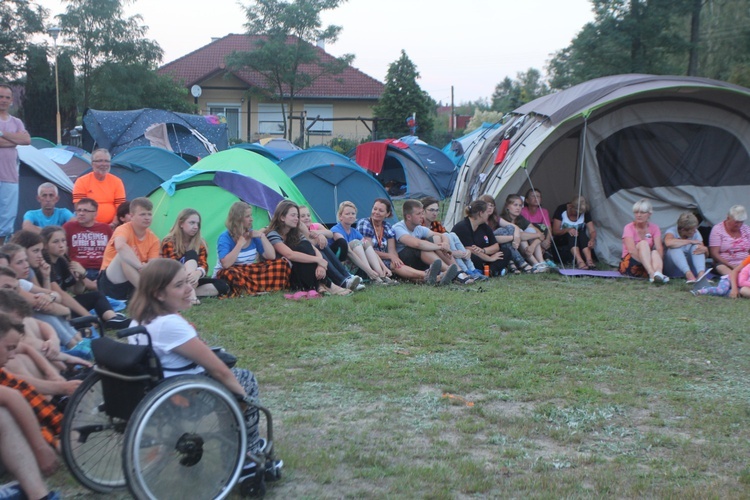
455, 272, 475, 285
521, 265, 544, 274
507, 262, 521, 275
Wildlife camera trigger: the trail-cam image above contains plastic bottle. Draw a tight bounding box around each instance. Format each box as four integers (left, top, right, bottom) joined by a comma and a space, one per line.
483, 264, 490, 277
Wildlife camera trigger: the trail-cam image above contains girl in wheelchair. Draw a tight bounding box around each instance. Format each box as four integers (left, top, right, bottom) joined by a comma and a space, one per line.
128, 258, 281, 477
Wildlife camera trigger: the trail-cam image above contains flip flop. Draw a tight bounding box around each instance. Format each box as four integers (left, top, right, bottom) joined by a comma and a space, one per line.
306, 290, 322, 299
284, 291, 308, 300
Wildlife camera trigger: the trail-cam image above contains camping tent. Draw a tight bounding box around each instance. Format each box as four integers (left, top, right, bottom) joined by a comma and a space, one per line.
352, 139, 457, 199
442, 123, 501, 167
257, 137, 302, 160
277, 149, 396, 226
40, 148, 91, 183
103, 147, 192, 199
15, 146, 75, 230
82, 108, 228, 158
231, 143, 281, 162
445, 74, 750, 266
149, 148, 311, 272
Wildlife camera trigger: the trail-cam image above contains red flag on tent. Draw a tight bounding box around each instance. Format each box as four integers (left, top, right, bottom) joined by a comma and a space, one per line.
494, 138, 510, 165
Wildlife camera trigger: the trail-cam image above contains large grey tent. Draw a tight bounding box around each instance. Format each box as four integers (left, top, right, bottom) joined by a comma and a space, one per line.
445, 74, 750, 266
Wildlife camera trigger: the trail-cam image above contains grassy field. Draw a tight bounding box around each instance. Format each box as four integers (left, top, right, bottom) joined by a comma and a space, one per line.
49, 271, 750, 498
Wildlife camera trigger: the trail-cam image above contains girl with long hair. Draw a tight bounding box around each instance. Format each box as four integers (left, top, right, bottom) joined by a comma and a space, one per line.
213, 202, 290, 297
266, 200, 351, 296
161, 208, 229, 300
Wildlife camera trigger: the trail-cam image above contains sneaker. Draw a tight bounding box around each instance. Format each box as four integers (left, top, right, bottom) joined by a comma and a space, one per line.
343, 275, 362, 291
545, 259, 558, 269
425, 260, 442, 285
438, 264, 459, 286
653, 272, 668, 283
355, 283, 366, 291
383, 276, 399, 285
0, 482, 23, 500
105, 312, 130, 330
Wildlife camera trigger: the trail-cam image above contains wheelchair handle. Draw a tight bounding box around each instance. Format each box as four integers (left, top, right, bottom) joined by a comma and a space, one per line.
116, 325, 150, 339
69, 315, 100, 329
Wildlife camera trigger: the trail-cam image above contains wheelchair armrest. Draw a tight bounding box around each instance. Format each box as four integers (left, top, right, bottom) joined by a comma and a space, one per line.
69, 315, 99, 329
116, 325, 149, 339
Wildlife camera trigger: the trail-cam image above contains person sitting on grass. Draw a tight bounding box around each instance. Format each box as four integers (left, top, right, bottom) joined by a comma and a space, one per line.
98, 197, 160, 300
0, 290, 86, 396
0, 313, 61, 500
331, 201, 396, 285
521, 188, 553, 263
551, 195, 597, 270
356, 198, 438, 284
40, 226, 129, 329
392, 200, 459, 286
619, 198, 668, 283
478, 195, 542, 274
0, 243, 84, 351
452, 199, 510, 277
161, 208, 229, 301
213, 202, 289, 297
299, 205, 363, 292
265, 200, 351, 296
500, 194, 548, 271
663, 212, 709, 283
708, 204, 750, 276
63, 197, 113, 284
419, 196, 482, 283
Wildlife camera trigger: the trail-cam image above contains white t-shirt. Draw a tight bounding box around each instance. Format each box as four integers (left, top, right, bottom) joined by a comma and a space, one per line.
128, 314, 205, 377
18, 279, 33, 292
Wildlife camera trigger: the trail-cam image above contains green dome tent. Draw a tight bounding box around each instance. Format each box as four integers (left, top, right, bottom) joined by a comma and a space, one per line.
149, 148, 311, 272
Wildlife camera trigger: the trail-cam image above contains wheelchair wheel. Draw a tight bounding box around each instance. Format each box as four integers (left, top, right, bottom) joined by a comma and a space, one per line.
122, 375, 246, 500
61, 372, 127, 492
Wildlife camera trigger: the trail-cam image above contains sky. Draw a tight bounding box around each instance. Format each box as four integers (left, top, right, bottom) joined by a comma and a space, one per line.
37, 0, 595, 104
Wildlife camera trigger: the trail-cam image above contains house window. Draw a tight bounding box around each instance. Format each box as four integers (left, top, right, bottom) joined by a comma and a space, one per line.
209, 105, 240, 140
304, 104, 333, 135
258, 103, 286, 135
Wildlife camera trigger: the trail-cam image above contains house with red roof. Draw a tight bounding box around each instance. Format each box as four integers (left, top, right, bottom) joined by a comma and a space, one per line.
158, 34, 384, 145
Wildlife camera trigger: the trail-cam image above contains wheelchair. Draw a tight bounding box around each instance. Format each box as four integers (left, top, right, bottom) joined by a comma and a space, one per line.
61, 325, 279, 499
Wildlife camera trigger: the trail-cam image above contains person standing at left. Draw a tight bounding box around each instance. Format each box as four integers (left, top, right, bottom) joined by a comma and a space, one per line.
0, 84, 31, 244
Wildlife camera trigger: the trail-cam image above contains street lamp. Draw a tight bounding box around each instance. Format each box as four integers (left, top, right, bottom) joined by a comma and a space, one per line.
47, 26, 62, 145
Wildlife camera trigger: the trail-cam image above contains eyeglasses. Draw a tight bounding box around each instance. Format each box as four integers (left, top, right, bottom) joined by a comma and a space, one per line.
76, 208, 96, 213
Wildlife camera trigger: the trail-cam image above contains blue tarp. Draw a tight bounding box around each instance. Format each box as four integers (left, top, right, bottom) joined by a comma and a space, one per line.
82, 108, 229, 158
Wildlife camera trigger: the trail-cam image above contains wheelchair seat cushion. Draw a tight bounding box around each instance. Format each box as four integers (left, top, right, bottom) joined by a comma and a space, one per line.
91, 337, 152, 376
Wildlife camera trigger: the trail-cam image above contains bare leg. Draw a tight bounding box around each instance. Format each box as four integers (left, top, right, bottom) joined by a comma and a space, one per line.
420, 250, 446, 270
715, 264, 732, 276
650, 249, 664, 274
0, 407, 50, 499
105, 253, 140, 287
362, 242, 387, 277
635, 240, 656, 278
347, 241, 380, 279
391, 263, 428, 282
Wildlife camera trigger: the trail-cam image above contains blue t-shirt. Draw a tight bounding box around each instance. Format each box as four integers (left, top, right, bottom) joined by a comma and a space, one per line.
214, 230, 262, 275
23, 208, 74, 228
330, 223, 364, 244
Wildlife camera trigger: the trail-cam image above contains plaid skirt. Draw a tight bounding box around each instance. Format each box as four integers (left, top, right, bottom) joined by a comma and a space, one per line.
216, 259, 291, 297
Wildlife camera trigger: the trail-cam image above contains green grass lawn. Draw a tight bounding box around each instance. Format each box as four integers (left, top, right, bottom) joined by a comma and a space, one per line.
51, 272, 750, 498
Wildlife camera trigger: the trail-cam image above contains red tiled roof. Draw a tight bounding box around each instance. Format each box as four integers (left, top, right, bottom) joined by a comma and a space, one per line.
158, 34, 384, 100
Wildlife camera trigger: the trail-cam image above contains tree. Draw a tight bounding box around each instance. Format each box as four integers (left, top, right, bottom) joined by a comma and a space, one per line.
547, 0, 694, 89
491, 69, 550, 114
21, 45, 56, 140
89, 62, 196, 112
0, 0, 47, 80
226, 0, 354, 141
373, 50, 435, 141
58, 0, 163, 109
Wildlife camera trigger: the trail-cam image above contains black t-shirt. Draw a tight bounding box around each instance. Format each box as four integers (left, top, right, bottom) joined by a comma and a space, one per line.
452, 217, 495, 249
49, 257, 76, 291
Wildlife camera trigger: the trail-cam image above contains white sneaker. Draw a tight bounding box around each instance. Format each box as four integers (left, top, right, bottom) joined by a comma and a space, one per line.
653, 272, 669, 283
343, 275, 362, 291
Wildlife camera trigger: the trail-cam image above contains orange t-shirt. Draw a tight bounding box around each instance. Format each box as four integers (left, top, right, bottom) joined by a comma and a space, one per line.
72, 172, 126, 224
100, 222, 160, 270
